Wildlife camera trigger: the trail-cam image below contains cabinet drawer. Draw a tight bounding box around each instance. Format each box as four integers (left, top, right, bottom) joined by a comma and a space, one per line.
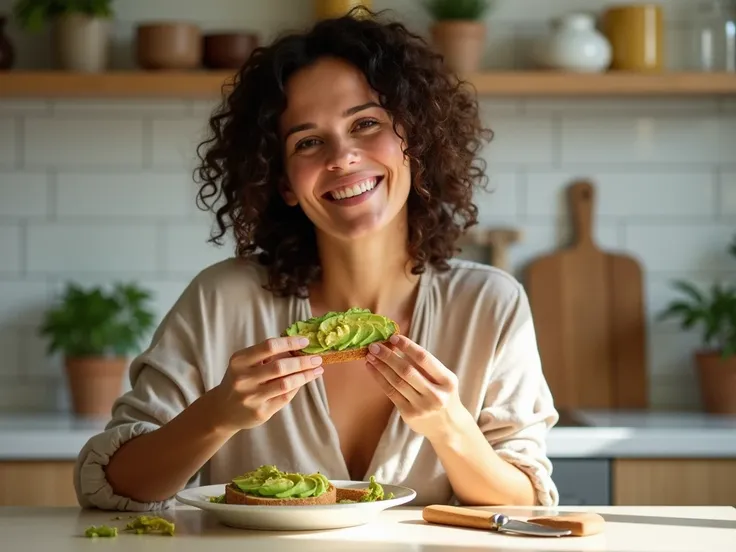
550, 459, 611, 506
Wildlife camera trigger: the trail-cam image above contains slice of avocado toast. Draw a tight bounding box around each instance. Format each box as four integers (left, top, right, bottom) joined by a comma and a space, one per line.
284, 308, 399, 364
225, 465, 337, 506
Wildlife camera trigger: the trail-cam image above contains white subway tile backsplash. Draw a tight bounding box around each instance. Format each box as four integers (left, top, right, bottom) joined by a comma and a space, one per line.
473, 172, 520, 225
482, 116, 555, 165
0, 224, 21, 274
0, 377, 70, 413
526, 98, 719, 115
720, 116, 736, 164
56, 171, 193, 218
624, 223, 736, 272
0, 119, 17, 168
26, 223, 158, 273
0, 171, 49, 217
561, 116, 721, 165
163, 223, 234, 275
526, 171, 717, 218
648, 374, 702, 411
0, 328, 21, 377
648, 329, 707, 378
0, 282, 50, 326
151, 118, 211, 168
721, 171, 736, 216
24, 118, 144, 168
0, 101, 51, 115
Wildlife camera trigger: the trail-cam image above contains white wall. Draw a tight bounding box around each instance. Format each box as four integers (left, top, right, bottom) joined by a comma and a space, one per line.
0, 0, 734, 412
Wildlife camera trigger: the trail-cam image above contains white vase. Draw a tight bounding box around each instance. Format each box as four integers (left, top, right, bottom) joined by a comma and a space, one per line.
54, 13, 111, 72
535, 13, 611, 72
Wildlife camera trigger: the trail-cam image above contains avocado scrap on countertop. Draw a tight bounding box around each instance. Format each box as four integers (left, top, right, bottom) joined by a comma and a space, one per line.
84, 515, 175, 538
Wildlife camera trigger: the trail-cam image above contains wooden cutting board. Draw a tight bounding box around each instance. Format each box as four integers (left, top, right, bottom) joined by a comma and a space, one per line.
524, 180, 647, 409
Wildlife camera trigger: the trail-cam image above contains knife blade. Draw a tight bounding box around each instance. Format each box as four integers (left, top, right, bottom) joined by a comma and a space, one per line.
422, 505, 572, 537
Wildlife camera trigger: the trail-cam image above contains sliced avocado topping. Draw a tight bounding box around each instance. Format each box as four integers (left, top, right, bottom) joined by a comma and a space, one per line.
283, 308, 397, 354
229, 465, 332, 500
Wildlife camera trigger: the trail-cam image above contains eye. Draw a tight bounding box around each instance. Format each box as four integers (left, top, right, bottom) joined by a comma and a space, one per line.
353, 118, 379, 131
294, 137, 321, 151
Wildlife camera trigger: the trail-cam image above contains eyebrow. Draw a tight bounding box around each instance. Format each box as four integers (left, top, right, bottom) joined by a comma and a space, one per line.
284, 102, 380, 140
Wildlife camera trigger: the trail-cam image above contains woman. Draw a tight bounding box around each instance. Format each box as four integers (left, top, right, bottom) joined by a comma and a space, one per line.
74, 9, 559, 511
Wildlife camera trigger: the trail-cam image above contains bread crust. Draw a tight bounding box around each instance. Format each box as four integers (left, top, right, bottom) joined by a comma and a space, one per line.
290, 323, 400, 365
335, 487, 372, 502
225, 483, 337, 506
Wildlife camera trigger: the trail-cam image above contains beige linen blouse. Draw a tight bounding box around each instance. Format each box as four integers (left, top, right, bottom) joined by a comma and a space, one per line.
74, 257, 560, 511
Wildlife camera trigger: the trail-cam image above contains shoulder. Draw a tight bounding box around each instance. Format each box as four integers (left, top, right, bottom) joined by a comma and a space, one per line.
171, 256, 275, 312
434, 258, 524, 308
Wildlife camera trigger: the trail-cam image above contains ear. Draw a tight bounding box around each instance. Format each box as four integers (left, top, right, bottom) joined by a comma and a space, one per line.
278, 178, 299, 207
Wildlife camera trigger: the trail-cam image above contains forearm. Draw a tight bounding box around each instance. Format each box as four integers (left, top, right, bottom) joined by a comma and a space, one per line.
105, 390, 236, 504
428, 405, 537, 506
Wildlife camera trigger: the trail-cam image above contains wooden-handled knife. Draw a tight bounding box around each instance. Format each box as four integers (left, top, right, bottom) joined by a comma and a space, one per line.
422, 505, 605, 537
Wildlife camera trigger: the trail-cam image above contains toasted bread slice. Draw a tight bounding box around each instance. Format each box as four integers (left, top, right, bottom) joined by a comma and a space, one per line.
335, 487, 372, 502
291, 323, 400, 365
225, 482, 337, 506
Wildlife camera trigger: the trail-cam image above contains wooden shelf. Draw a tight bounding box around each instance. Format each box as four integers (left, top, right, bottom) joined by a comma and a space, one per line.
1, 70, 735, 99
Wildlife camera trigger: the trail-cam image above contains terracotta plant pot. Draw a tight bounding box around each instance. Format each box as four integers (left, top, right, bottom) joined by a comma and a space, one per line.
695, 351, 736, 415
65, 357, 128, 417
54, 13, 110, 72
136, 22, 202, 70
430, 20, 486, 75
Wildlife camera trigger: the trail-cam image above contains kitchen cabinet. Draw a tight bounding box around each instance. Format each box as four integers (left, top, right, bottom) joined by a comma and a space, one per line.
0, 461, 78, 507
551, 459, 611, 506
613, 458, 736, 506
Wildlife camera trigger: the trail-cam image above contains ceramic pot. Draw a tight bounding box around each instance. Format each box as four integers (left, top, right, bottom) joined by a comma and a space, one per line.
65, 357, 128, 417
0, 15, 14, 70
600, 4, 664, 72
136, 22, 202, 70
535, 12, 611, 72
54, 13, 110, 72
430, 20, 486, 75
203, 32, 258, 69
696, 351, 736, 415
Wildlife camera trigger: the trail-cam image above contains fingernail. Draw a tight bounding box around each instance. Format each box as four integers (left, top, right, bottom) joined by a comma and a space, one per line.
298, 337, 310, 347
389, 335, 399, 344
314, 367, 324, 375
311, 356, 322, 366
369, 343, 380, 354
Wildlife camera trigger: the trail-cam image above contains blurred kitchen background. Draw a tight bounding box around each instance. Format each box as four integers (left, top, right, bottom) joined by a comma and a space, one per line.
0, 0, 735, 507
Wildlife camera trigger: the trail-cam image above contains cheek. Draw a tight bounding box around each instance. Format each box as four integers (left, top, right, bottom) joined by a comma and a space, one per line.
285, 156, 321, 197
370, 130, 407, 168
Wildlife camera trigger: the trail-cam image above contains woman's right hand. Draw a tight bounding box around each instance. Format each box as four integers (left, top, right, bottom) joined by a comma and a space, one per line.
210, 336, 323, 433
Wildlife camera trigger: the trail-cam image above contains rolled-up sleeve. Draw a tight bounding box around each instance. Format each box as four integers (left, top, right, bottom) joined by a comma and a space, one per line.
74, 280, 209, 511
476, 283, 560, 507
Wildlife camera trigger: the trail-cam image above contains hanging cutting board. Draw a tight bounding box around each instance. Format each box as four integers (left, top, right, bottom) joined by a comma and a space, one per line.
524, 180, 647, 409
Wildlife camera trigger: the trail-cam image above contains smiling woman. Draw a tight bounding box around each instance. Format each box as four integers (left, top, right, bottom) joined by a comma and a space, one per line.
72, 7, 561, 513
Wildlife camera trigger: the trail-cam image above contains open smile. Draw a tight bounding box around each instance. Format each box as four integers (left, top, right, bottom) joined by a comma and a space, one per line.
323, 176, 384, 206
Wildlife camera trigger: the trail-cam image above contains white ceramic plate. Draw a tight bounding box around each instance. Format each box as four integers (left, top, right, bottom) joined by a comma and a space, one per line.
175, 480, 417, 531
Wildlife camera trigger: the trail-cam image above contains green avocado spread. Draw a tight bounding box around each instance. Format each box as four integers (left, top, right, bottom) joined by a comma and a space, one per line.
284, 307, 397, 354
231, 465, 331, 499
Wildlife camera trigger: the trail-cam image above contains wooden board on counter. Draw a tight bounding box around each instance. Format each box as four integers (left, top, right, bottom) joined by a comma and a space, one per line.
524, 180, 648, 409
1, 71, 735, 98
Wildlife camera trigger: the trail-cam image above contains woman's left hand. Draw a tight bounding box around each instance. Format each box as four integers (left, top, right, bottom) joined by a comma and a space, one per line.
365, 335, 464, 440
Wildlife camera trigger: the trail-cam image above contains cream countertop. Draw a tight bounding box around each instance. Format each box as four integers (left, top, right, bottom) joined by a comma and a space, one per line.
0, 505, 734, 551
1, 409, 736, 460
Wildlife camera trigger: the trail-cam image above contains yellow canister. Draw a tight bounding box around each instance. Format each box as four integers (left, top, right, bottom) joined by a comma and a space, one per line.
601, 3, 665, 71
313, 0, 372, 20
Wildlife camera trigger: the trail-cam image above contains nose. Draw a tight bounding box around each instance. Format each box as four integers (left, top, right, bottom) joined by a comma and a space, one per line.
325, 139, 360, 171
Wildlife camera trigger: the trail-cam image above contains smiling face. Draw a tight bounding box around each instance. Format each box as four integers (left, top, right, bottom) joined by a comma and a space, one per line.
279, 56, 412, 242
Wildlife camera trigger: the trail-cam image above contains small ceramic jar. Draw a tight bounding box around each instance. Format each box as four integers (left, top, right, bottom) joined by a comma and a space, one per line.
535, 12, 612, 72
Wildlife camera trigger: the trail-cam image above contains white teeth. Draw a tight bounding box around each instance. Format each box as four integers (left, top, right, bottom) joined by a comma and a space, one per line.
330, 178, 377, 201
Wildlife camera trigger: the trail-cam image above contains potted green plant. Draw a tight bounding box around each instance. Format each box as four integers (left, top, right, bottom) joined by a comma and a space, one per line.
421, 0, 494, 74
39, 282, 156, 417
12, 0, 115, 72
658, 235, 736, 414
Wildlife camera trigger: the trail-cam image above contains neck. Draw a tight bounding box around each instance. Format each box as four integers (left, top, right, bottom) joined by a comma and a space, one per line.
311, 212, 419, 319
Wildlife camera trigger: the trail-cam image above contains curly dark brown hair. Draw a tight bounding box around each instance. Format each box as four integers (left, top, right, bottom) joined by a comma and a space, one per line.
194, 8, 493, 298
